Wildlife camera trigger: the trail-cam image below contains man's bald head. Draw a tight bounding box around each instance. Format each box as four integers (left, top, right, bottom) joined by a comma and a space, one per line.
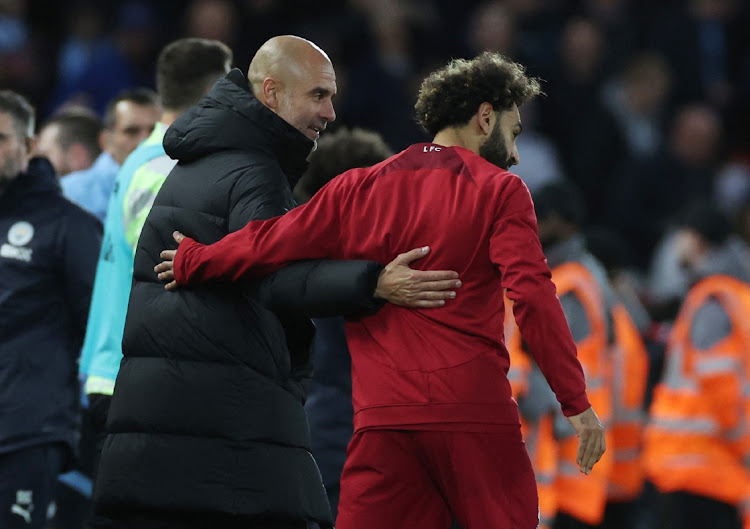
246, 35, 337, 144
248, 35, 331, 94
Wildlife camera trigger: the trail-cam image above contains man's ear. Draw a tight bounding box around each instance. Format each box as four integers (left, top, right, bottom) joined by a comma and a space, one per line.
24, 136, 36, 159
476, 102, 494, 135
99, 129, 110, 152
261, 78, 280, 110
68, 142, 93, 172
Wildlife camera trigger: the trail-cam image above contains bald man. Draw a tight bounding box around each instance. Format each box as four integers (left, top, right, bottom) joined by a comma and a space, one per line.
91, 35, 460, 529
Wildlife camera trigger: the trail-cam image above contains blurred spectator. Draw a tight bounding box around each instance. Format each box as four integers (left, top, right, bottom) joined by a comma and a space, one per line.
335, 0, 431, 150
513, 100, 565, 194
57, 88, 160, 222
648, 0, 746, 108
715, 161, 750, 219
296, 127, 394, 521
465, 2, 518, 59
647, 199, 750, 319
183, 0, 238, 49
503, 0, 565, 75
35, 107, 102, 178
539, 17, 627, 226
0, 90, 101, 529
644, 201, 750, 529
581, 0, 639, 75
531, 180, 616, 529
294, 127, 393, 204
586, 226, 651, 334
615, 104, 723, 270
585, 225, 652, 529
56, 2, 105, 86
49, 1, 160, 115
714, 101, 750, 218
602, 53, 672, 161
98, 88, 160, 166
0, 0, 43, 97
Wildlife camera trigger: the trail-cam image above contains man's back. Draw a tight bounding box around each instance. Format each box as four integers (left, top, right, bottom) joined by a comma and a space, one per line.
293, 143, 585, 432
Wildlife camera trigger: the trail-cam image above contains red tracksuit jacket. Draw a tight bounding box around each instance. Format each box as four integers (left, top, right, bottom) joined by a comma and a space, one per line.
175, 143, 591, 433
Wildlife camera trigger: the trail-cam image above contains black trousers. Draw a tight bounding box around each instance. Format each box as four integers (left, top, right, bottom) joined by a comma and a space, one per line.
51, 394, 105, 529
86, 393, 114, 529
553, 512, 598, 529
657, 491, 741, 529
0, 443, 66, 529
111, 510, 308, 529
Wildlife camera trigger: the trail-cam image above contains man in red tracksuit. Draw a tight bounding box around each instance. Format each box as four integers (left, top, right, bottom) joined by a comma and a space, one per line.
156, 52, 606, 529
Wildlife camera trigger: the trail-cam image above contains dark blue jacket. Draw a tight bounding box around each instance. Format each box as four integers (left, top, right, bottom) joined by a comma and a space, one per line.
305, 316, 353, 516
0, 157, 101, 465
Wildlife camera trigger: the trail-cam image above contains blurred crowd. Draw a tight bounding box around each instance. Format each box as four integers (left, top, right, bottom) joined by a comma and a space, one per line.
3, 0, 750, 528
4, 0, 750, 284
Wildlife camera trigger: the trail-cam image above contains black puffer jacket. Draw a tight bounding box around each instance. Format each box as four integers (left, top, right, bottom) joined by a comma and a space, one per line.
94, 69, 383, 526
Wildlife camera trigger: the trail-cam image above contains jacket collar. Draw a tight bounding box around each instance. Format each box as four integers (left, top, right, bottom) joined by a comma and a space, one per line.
164, 69, 313, 189
0, 157, 60, 206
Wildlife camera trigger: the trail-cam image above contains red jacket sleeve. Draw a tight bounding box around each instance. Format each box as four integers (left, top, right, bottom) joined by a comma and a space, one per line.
174, 176, 347, 285
489, 176, 591, 417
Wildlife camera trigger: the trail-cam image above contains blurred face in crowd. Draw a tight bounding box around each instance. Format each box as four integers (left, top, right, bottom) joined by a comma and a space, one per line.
670, 106, 721, 169
562, 18, 603, 79
35, 123, 69, 176
536, 213, 571, 251
479, 104, 521, 170
104, 100, 160, 165
0, 111, 31, 189
673, 228, 707, 271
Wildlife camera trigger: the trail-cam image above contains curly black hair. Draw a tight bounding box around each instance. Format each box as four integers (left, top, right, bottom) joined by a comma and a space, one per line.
415, 52, 542, 136
294, 127, 393, 202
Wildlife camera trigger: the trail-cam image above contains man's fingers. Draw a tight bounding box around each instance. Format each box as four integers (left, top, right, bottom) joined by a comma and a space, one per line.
157, 270, 175, 282
412, 279, 462, 291
173, 231, 185, 244
588, 434, 604, 473
160, 249, 177, 261
393, 246, 431, 265
581, 435, 595, 474
164, 280, 179, 291
408, 270, 460, 282
413, 290, 457, 301
409, 299, 447, 308
576, 431, 589, 468
579, 431, 604, 475
154, 261, 173, 274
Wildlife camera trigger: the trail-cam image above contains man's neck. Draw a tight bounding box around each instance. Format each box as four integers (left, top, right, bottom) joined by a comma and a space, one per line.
431, 128, 480, 155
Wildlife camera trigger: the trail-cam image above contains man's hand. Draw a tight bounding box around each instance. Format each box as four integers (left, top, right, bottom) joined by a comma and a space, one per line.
566, 406, 606, 475
154, 231, 186, 291
375, 246, 461, 308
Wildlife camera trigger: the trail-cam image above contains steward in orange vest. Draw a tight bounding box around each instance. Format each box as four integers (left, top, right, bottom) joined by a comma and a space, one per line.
644, 203, 750, 529
586, 227, 652, 529
532, 182, 615, 529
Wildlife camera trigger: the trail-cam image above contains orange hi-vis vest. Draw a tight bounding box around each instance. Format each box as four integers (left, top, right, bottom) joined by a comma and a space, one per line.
644, 275, 750, 523
505, 302, 557, 529
608, 303, 649, 502
505, 295, 530, 399
552, 262, 614, 526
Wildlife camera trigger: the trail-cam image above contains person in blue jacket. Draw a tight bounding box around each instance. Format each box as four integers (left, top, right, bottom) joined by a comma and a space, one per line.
0, 90, 102, 529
